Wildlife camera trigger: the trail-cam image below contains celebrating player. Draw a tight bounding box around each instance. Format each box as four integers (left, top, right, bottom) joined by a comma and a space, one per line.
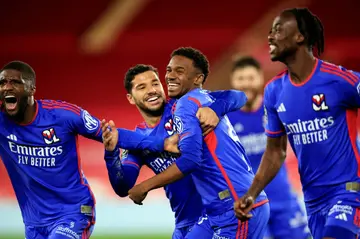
227, 56, 310, 238
102, 63, 249, 239
0, 61, 178, 239
234, 8, 360, 239
126, 47, 270, 238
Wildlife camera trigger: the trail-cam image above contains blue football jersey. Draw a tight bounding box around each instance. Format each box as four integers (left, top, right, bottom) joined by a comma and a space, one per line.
0, 99, 166, 226
121, 99, 204, 228
264, 59, 360, 214
227, 104, 294, 207
174, 89, 268, 216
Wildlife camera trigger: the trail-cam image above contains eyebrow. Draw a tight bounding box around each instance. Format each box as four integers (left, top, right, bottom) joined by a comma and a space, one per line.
167, 65, 185, 69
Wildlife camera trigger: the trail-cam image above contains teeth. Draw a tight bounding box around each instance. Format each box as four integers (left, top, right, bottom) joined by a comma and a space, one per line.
269, 45, 276, 51
147, 97, 158, 102
5, 96, 15, 99
168, 83, 178, 86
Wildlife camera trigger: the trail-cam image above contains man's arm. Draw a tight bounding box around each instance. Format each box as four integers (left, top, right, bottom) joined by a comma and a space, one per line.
234, 84, 286, 220
128, 98, 203, 204
246, 135, 287, 198
104, 148, 141, 197
66, 108, 173, 152
196, 90, 248, 136
208, 90, 248, 117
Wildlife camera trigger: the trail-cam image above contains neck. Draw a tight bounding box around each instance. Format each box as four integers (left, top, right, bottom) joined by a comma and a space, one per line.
140, 110, 161, 127
20, 97, 36, 124
241, 94, 263, 112
285, 49, 316, 84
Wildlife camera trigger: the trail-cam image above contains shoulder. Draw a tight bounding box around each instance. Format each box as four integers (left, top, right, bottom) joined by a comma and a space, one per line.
39, 100, 82, 117
264, 69, 287, 93
318, 60, 360, 88
177, 89, 213, 109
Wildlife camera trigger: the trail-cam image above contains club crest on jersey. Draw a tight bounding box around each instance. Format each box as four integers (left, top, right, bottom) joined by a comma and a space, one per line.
312, 94, 329, 111
120, 149, 129, 159
173, 116, 183, 134
164, 118, 176, 136
82, 110, 99, 131
42, 128, 60, 145
357, 83, 360, 96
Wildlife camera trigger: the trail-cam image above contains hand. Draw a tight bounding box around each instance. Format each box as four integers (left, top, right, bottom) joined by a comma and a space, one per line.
164, 134, 180, 153
128, 184, 148, 205
196, 107, 219, 136
234, 194, 254, 221
101, 119, 118, 151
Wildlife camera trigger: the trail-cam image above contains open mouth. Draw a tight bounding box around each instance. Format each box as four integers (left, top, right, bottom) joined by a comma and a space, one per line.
146, 96, 159, 102
167, 82, 180, 91
269, 44, 277, 54
4, 95, 18, 111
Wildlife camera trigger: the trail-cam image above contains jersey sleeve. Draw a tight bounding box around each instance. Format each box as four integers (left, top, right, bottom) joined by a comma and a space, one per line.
337, 70, 360, 108
208, 90, 248, 117
65, 107, 165, 152
263, 85, 286, 138
173, 97, 204, 175
104, 148, 142, 197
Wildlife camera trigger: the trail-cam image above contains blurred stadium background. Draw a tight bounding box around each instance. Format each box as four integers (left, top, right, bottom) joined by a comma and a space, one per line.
0, 0, 359, 238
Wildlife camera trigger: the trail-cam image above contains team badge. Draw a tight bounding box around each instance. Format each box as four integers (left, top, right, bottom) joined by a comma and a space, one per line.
42, 128, 60, 145
312, 94, 329, 111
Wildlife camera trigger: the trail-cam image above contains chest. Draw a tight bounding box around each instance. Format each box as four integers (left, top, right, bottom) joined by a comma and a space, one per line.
141, 115, 178, 173
275, 81, 341, 126
1, 120, 69, 147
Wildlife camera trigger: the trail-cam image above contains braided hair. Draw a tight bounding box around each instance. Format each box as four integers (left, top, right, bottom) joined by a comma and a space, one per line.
282, 8, 325, 56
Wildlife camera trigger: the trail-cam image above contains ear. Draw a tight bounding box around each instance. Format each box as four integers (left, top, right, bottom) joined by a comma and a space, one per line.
126, 93, 136, 105
296, 32, 305, 44
30, 86, 36, 96
195, 74, 205, 86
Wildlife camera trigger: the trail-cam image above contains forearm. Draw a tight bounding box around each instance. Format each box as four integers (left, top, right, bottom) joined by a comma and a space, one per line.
141, 164, 185, 192
248, 148, 286, 198
105, 149, 138, 197
117, 128, 164, 152
209, 90, 247, 116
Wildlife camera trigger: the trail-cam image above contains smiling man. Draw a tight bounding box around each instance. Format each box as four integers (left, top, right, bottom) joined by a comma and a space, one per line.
234, 8, 360, 239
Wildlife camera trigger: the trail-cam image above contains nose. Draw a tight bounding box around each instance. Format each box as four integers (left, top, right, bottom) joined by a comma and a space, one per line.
268, 32, 275, 42
149, 86, 157, 93
166, 71, 176, 81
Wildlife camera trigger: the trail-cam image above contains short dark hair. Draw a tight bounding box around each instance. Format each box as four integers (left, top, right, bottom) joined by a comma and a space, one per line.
1, 61, 36, 85
124, 64, 159, 93
231, 56, 261, 72
282, 8, 325, 56
171, 47, 210, 83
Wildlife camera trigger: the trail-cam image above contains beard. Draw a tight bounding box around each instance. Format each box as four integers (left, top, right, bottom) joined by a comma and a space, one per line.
2, 95, 29, 122
135, 99, 166, 117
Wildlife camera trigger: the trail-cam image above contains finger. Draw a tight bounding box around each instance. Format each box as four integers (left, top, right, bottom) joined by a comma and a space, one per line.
203, 128, 211, 136
103, 135, 112, 144
196, 111, 201, 119
101, 119, 106, 127
102, 123, 109, 132
101, 119, 107, 130
109, 120, 116, 131
102, 128, 111, 137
